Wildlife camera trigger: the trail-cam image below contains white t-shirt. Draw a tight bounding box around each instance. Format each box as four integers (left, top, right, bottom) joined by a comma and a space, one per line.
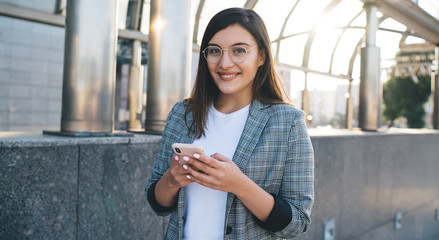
183, 104, 250, 240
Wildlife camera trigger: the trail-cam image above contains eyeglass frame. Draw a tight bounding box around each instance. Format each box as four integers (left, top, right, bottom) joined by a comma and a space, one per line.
202, 44, 258, 64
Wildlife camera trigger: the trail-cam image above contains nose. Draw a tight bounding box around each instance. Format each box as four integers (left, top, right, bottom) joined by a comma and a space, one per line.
218, 49, 235, 68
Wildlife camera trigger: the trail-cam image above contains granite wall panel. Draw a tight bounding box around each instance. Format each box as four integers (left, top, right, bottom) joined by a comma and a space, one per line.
1, 132, 438, 240
76, 142, 164, 240
295, 133, 439, 240
0, 146, 78, 240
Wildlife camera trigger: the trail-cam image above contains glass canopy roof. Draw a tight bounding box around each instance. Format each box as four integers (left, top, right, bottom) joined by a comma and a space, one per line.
184, 0, 439, 128
190, 0, 437, 84
2, 0, 438, 128
181, 0, 439, 122
6, 0, 436, 95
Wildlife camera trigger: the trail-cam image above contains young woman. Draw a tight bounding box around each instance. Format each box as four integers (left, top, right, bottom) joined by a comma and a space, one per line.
146, 8, 314, 240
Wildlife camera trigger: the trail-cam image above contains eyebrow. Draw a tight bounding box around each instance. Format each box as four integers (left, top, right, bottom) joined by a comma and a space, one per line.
207, 42, 252, 47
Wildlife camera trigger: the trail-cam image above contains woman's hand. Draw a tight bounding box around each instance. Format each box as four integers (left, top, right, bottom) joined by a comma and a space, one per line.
154, 155, 194, 208
181, 153, 246, 195
166, 155, 195, 188
182, 153, 275, 222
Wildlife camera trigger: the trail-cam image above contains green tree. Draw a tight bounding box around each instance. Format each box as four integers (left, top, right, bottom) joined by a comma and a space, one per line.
382, 76, 431, 128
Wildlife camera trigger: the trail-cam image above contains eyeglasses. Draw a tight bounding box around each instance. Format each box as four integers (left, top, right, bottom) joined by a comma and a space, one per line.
202, 45, 257, 64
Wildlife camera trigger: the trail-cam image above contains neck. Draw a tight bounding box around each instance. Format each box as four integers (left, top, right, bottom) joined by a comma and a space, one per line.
214, 93, 253, 114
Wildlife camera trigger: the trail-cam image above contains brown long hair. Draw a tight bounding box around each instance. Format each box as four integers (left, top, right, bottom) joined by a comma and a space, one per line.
186, 8, 291, 138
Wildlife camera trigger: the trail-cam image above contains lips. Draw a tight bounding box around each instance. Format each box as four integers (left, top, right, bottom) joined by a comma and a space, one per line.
218, 72, 239, 81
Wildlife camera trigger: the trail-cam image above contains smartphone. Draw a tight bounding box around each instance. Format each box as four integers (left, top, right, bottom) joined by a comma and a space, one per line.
172, 143, 204, 157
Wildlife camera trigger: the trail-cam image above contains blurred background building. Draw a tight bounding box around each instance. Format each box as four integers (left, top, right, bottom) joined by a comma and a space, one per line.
1, 1, 439, 240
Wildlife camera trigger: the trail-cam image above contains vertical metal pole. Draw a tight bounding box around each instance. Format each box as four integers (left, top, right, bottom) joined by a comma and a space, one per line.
302, 72, 310, 126
126, 0, 144, 131
61, 0, 118, 132
433, 45, 439, 129
145, 0, 192, 133
346, 80, 353, 129
56, 0, 67, 16
359, 3, 381, 131
128, 40, 144, 131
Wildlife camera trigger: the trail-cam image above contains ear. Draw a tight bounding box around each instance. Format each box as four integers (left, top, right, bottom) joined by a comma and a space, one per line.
258, 50, 265, 66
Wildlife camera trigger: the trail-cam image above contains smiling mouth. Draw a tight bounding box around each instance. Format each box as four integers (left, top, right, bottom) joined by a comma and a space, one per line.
219, 73, 239, 80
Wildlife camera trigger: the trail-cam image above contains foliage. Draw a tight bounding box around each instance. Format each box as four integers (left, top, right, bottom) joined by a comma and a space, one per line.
382, 76, 431, 128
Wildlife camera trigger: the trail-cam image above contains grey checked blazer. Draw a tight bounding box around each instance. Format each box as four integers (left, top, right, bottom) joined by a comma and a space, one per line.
146, 99, 314, 240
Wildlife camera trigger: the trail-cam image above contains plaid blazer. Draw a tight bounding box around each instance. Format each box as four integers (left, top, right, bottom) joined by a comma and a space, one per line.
146, 99, 314, 240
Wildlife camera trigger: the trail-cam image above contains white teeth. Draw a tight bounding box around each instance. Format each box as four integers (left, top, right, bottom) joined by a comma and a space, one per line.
221, 74, 236, 78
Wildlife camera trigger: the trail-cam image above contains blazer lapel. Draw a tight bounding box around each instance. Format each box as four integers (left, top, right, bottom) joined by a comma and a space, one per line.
232, 99, 270, 172
176, 102, 195, 239
224, 99, 271, 225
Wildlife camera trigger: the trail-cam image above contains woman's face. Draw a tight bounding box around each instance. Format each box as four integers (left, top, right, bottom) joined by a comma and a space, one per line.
206, 24, 264, 101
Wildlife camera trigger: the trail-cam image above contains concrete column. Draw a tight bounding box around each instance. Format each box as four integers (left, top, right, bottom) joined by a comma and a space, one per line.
359, 3, 381, 131
128, 40, 144, 131
60, 0, 118, 132
145, 0, 192, 133
433, 46, 439, 129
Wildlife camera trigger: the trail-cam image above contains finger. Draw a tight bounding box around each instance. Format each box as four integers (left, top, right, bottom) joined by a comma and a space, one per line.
188, 169, 220, 190
174, 174, 195, 187
185, 174, 196, 182
178, 154, 211, 171
170, 160, 191, 176
188, 157, 218, 176
187, 165, 215, 184
210, 153, 232, 162
178, 156, 201, 171
178, 155, 188, 166
171, 155, 183, 167
193, 154, 220, 168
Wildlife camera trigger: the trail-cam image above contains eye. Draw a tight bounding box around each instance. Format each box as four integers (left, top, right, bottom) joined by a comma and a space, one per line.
232, 47, 247, 54
207, 47, 221, 56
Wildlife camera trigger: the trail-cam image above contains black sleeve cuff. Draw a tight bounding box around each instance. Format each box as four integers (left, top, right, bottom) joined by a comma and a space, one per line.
147, 181, 177, 213
255, 194, 292, 232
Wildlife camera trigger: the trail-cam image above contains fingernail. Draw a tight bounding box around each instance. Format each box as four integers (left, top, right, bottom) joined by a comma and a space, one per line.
175, 156, 179, 161
183, 156, 189, 161
193, 153, 200, 159
186, 175, 191, 179
183, 165, 188, 170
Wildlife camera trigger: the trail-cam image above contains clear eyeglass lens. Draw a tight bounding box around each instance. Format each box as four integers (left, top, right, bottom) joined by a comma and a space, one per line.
203, 46, 249, 63
230, 46, 247, 62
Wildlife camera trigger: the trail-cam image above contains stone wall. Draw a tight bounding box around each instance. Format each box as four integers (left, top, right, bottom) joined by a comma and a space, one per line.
1, 130, 439, 240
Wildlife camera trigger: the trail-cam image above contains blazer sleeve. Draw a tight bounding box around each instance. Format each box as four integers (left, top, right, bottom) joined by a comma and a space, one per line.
273, 109, 315, 238
145, 102, 185, 216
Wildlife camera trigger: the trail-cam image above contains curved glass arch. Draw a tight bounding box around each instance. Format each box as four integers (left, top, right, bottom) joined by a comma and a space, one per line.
278, 33, 309, 66
332, 28, 365, 75
404, 35, 427, 44
379, 18, 407, 32
377, 31, 402, 69
253, 0, 298, 42
283, 0, 333, 37
308, 28, 343, 72
194, 0, 246, 45
316, 0, 363, 30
